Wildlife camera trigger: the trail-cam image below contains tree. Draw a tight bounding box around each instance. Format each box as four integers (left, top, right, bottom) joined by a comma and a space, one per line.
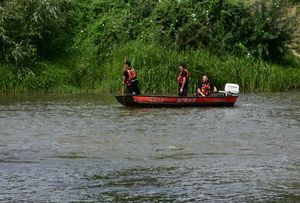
0, 0, 70, 71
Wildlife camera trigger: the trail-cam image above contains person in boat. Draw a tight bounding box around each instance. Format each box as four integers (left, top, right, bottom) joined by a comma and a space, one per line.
177, 63, 190, 96
122, 61, 141, 95
197, 75, 214, 97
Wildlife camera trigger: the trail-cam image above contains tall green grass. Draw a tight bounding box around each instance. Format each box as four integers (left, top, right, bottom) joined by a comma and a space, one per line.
0, 64, 18, 92
1, 41, 300, 93
101, 41, 300, 94
0, 61, 75, 93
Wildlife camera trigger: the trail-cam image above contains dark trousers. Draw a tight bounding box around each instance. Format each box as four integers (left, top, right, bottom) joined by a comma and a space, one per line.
178, 87, 188, 97
127, 85, 141, 95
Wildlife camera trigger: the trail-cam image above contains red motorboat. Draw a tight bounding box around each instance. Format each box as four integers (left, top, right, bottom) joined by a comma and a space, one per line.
115, 94, 238, 107
115, 83, 239, 107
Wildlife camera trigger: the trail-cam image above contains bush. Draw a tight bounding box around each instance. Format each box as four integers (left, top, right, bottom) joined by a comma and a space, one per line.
0, 0, 299, 93
0, 0, 71, 70
1, 0, 296, 70
244, 0, 297, 60
147, 0, 298, 60
71, 61, 101, 89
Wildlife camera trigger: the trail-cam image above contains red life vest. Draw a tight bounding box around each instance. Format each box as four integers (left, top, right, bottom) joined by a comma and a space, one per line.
201, 82, 212, 96
126, 68, 137, 86
177, 69, 189, 84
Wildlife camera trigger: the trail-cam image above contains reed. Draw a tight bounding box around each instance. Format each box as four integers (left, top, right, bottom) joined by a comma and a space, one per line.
101, 41, 300, 94
1, 0, 299, 94
0, 64, 17, 92
1, 41, 299, 93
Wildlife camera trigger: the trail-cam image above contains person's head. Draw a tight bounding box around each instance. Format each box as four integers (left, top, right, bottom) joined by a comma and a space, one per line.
124, 61, 131, 69
202, 75, 209, 82
179, 63, 186, 70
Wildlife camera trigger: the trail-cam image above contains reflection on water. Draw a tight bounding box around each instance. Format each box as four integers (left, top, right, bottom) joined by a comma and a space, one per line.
0, 92, 299, 202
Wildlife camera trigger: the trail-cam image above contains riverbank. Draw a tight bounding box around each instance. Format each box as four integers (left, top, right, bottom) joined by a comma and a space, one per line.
1, 0, 300, 94
1, 42, 300, 94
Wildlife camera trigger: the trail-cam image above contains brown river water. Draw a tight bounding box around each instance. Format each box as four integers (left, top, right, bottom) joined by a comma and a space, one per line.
0, 92, 299, 202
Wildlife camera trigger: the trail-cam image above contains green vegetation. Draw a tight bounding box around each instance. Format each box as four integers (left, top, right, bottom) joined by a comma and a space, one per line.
0, 0, 299, 93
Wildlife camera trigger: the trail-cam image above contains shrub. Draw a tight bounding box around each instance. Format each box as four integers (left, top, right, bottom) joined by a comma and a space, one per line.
0, 0, 71, 70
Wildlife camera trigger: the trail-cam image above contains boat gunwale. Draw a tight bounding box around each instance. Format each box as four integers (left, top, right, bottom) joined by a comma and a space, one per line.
116, 94, 238, 99
115, 94, 238, 107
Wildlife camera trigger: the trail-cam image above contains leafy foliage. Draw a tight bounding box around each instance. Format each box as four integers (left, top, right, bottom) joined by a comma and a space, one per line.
0, 0, 299, 93
0, 0, 71, 71
69, 0, 298, 62
0, 0, 298, 69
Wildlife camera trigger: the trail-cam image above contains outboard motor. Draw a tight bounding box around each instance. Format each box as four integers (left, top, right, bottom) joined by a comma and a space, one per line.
224, 83, 239, 96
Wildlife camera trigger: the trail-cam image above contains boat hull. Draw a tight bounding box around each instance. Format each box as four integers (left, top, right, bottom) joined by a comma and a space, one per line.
115, 95, 238, 107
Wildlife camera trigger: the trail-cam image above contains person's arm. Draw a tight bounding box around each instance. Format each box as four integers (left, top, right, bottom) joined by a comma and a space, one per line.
197, 83, 205, 97
180, 71, 187, 93
198, 88, 205, 96
180, 77, 186, 93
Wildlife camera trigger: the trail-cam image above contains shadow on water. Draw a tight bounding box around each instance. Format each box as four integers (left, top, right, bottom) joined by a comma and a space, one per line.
83, 166, 178, 185
151, 152, 198, 160
81, 166, 181, 202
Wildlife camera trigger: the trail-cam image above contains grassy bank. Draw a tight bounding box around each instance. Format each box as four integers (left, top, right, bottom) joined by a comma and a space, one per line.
1, 0, 300, 94
1, 41, 299, 94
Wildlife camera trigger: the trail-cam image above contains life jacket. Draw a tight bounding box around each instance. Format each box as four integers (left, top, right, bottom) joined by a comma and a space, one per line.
201, 82, 212, 96
177, 69, 189, 84
126, 68, 138, 86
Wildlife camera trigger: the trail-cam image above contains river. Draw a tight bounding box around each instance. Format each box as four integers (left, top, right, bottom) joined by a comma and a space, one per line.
0, 92, 299, 202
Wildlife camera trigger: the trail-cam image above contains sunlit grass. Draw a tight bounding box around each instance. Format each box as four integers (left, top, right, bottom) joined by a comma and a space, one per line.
1, 41, 300, 94
102, 41, 300, 94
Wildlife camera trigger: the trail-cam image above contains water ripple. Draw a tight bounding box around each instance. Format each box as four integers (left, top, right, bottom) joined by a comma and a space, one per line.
0, 92, 299, 202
